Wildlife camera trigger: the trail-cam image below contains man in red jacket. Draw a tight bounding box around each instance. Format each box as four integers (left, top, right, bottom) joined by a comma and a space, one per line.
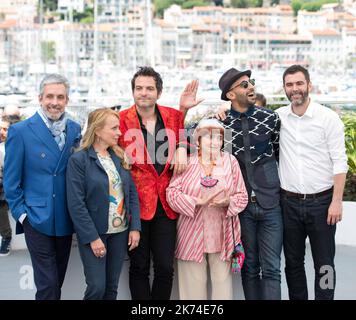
118, 66, 201, 300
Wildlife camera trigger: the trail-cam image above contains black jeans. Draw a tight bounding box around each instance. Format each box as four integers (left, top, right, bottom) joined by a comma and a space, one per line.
281, 191, 336, 300
128, 203, 176, 300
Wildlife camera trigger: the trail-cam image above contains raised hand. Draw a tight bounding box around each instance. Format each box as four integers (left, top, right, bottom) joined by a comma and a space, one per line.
179, 79, 204, 114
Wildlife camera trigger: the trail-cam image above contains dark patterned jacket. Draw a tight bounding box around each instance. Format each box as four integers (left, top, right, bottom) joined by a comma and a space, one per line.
221, 106, 281, 209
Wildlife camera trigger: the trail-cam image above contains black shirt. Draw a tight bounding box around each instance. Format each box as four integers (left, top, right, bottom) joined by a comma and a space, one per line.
136, 106, 168, 176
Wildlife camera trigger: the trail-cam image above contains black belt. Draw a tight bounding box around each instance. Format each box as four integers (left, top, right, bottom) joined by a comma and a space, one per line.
281, 188, 333, 200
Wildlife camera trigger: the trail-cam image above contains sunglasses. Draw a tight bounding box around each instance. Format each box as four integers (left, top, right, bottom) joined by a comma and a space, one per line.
229, 78, 255, 91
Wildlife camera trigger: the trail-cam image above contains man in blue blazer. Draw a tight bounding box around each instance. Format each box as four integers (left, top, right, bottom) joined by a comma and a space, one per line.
3, 74, 81, 300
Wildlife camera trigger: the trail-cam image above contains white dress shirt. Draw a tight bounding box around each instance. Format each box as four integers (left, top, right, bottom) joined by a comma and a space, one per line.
276, 100, 348, 194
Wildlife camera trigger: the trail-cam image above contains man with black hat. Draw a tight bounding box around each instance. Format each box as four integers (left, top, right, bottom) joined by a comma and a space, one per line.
216, 68, 283, 300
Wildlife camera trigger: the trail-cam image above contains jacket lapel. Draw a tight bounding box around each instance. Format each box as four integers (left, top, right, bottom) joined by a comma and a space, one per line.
109, 148, 123, 175
88, 147, 105, 172
28, 112, 61, 158
95, 148, 130, 200
124, 105, 158, 177
61, 120, 76, 154
156, 105, 176, 175
109, 149, 131, 206
55, 120, 79, 171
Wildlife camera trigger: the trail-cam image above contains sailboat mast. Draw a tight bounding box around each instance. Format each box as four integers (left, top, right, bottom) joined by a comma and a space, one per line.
145, 0, 154, 67
93, 0, 98, 99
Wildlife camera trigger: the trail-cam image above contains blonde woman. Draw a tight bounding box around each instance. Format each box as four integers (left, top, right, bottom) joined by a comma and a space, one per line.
166, 118, 248, 299
66, 108, 141, 300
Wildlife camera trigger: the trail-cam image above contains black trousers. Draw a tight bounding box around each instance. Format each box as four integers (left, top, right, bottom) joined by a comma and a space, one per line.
0, 200, 11, 239
129, 202, 177, 300
22, 217, 72, 300
281, 191, 336, 300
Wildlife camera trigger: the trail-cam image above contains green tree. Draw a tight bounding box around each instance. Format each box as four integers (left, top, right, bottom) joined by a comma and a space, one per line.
154, 0, 174, 17
231, 0, 249, 8
41, 41, 56, 63
302, 1, 324, 11
291, 0, 340, 15
43, 0, 57, 12
80, 16, 94, 24
291, 0, 303, 16
182, 0, 210, 9
154, 0, 209, 17
72, 7, 94, 23
249, 0, 263, 7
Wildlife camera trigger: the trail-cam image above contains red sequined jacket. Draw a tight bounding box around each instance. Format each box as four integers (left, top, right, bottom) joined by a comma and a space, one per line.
118, 104, 186, 220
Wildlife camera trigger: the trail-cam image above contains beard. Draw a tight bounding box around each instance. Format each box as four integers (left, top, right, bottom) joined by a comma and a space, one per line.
237, 99, 255, 110
235, 93, 256, 110
42, 107, 64, 121
287, 89, 309, 107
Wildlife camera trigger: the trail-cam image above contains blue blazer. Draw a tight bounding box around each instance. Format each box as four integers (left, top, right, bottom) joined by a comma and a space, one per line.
3, 112, 82, 236
66, 146, 141, 245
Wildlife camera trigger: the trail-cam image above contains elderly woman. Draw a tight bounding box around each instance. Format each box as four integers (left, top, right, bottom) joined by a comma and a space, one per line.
66, 108, 140, 300
166, 118, 248, 300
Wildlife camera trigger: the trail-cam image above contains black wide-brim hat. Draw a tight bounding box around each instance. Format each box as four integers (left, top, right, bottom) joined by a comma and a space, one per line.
218, 68, 252, 101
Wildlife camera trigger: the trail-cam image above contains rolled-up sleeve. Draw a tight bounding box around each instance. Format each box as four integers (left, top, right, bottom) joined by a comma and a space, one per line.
325, 114, 348, 175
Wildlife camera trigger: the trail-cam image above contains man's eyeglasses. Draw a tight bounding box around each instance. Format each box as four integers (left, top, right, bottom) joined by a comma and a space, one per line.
229, 79, 255, 91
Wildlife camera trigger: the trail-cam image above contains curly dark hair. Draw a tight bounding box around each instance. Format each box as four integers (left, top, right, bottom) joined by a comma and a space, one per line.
131, 66, 163, 94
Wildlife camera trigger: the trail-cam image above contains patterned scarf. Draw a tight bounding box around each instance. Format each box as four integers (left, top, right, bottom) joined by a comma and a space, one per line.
38, 108, 68, 151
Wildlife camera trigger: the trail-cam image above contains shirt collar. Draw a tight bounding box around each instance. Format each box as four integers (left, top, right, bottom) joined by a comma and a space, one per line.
287, 99, 314, 118
229, 105, 255, 119
37, 109, 50, 129
136, 104, 163, 129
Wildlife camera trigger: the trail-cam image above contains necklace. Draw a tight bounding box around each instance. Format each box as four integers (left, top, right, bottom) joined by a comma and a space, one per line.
199, 158, 219, 188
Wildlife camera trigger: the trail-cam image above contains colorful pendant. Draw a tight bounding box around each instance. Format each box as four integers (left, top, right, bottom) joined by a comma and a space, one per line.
200, 175, 219, 188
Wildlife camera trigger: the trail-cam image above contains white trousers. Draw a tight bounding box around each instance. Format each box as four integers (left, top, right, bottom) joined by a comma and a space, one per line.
177, 252, 233, 300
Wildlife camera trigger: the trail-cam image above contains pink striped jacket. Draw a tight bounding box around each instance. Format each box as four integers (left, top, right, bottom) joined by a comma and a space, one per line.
166, 152, 248, 263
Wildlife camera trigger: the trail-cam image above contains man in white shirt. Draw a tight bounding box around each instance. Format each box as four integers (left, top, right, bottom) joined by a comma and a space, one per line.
276, 65, 348, 300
